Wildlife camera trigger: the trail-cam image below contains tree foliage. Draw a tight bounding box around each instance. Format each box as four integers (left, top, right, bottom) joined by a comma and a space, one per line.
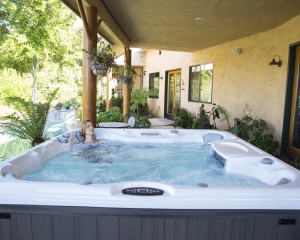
0, 0, 80, 72
0, 139, 31, 162
0, 0, 82, 103
0, 69, 31, 102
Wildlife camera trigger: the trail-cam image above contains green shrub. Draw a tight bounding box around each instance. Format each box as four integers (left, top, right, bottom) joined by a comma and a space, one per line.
192, 104, 212, 129
97, 96, 106, 113
110, 88, 123, 110
192, 117, 208, 129
173, 108, 193, 129
191, 104, 230, 130
229, 115, 279, 156
111, 96, 123, 109
136, 117, 151, 128
97, 109, 123, 123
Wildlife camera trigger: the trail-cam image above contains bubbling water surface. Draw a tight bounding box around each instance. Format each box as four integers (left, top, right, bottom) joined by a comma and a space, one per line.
21, 141, 264, 186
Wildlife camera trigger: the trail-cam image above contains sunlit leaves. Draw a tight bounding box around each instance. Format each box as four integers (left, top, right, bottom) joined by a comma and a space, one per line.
0, 0, 82, 104
0, 0, 81, 73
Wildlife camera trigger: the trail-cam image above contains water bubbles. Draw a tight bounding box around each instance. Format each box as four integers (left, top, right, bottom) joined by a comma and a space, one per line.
20, 141, 264, 187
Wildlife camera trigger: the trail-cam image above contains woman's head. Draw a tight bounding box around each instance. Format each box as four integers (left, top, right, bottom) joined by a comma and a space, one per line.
79, 120, 94, 137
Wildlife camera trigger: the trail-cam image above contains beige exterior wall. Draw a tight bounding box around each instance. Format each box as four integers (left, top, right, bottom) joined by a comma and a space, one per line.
135, 14, 300, 144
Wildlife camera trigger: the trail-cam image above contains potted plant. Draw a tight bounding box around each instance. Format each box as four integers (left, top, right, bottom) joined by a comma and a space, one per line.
86, 39, 118, 75
116, 66, 137, 88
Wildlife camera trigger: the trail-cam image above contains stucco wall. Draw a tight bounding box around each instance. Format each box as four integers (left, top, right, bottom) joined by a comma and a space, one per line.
138, 15, 300, 143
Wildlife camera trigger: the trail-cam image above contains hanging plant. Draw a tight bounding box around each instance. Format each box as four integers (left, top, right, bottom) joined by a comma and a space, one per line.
86, 39, 118, 75
116, 66, 137, 89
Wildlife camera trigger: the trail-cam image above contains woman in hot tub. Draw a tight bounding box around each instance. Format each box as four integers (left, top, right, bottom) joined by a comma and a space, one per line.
73, 120, 100, 151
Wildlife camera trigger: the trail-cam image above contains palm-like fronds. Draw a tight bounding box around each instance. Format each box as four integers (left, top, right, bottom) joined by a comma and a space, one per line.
130, 89, 149, 116
0, 89, 58, 146
215, 105, 230, 128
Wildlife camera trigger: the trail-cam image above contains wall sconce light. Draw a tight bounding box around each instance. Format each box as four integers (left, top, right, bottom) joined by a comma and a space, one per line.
232, 48, 243, 55
158, 76, 163, 80
269, 55, 282, 67
181, 79, 185, 90
243, 103, 252, 116
143, 71, 146, 76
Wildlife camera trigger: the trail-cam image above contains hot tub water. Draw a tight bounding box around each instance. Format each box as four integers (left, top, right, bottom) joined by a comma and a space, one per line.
20, 140, 264, 186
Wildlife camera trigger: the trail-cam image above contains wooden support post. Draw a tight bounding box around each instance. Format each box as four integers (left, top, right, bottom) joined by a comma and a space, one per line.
123, 48, 132, 121
106, 70, 111, 111
82, 6, 98, 127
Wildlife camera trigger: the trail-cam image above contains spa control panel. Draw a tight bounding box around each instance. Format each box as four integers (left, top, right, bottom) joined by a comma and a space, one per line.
122, 187, 164, 196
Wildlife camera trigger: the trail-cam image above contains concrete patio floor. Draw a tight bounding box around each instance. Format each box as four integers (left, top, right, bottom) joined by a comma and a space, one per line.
148, 118, 174, 128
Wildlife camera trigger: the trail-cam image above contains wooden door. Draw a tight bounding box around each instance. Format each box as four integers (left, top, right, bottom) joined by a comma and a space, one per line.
288, 45, 300, 158
166, 70, 181, 119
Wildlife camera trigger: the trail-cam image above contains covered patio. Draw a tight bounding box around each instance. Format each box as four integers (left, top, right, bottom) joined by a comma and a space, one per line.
61, 0, 300, 160
1, 3, 300, 240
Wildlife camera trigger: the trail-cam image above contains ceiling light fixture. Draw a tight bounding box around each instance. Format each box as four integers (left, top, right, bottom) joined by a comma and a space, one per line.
195, 17, 205, 21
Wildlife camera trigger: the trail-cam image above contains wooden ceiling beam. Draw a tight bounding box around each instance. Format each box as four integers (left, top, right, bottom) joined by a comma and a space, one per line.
76, 0, 91, 39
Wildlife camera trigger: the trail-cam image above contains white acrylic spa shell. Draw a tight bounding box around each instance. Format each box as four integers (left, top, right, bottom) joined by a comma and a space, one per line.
0, 128, 300, 210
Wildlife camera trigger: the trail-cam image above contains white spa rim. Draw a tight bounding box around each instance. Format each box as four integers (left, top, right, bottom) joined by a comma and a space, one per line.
0, 128, 300, 210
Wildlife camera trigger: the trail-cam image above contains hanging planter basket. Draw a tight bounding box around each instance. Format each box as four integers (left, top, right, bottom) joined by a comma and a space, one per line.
86, 40, 118, 76
116, 68, 137, 89
91, 63, 109, 75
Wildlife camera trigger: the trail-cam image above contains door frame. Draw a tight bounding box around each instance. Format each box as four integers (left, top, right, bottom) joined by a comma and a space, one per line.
164, 69, 181, 119
281, 41, 300, 158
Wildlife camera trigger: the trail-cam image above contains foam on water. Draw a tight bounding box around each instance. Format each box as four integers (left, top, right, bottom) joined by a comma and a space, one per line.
20, 140, 265, 186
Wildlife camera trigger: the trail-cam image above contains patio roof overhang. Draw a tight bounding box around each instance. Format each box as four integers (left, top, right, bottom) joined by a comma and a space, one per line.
62, 0, 300, 55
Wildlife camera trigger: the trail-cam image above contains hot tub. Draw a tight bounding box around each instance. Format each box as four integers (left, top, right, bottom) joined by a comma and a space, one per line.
0, 129, 299, 240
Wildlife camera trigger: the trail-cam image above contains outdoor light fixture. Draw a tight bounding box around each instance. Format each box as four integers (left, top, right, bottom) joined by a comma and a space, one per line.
143, 71, 146, 76
181, 79, 186, 90
269, 55, 282, 67
232, 48, 243, 55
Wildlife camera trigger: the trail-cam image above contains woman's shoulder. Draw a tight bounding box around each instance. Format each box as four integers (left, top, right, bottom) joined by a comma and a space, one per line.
84, 139, 100, 144
73, 140, 100, 151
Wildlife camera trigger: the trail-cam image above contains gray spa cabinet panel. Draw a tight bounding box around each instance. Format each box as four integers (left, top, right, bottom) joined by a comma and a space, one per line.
0, 214, 12, 240
98, 216, 120, 240
10, 214, 33, 240
10, 214, 55, 240
1, 206, 300, 240
120, 216, 142, 240
187, 219, 210, 240
53, 216, 76, 240
142, 217, 165, 240
75, 216, 98, 240
165, 218, 188, 240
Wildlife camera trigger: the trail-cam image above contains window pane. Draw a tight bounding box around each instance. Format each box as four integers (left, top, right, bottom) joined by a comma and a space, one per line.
190, 72, 200, 101
168, 74, 175, 114
175, 72, 181, 109
189, 63, 213, 103
200, 69, 212, 102
149, 72, 159, 98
